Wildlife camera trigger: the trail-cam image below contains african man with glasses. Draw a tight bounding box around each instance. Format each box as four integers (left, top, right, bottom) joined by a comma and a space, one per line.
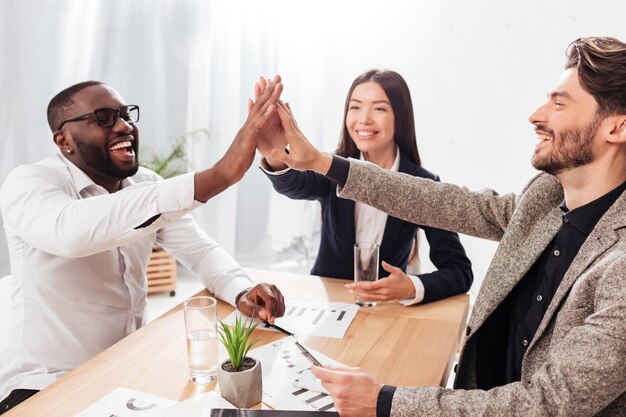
0, 80, 286, 413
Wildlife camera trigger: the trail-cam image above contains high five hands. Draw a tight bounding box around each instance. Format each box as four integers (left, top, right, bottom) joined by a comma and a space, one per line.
248, 76, 289, 171
193, 75, 283, 202
217, 75, 283, 184
249, 76, 332, 174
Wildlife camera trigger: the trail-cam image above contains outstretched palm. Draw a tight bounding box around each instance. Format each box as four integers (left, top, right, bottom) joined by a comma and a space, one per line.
249, 77, 288, 167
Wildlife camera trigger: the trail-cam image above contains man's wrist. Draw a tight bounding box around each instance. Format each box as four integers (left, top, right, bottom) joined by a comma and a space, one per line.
235, 288, 251, 306
193, 167, 231, 203
376, 385, 396, 417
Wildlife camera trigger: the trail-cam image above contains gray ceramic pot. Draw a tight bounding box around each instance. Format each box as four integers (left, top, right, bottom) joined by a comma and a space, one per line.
217, 357, 262, 408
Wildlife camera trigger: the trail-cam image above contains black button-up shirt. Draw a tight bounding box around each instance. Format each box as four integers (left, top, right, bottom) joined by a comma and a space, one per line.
504, 180, 626, 383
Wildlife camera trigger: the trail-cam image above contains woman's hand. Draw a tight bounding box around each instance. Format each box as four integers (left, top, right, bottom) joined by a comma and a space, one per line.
345, 261, 416, 302
195, 76, 282, 202
270, 101, 332, 174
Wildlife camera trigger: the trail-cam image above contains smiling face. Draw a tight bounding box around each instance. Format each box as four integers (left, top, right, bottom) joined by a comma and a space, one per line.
58, 84, 139, 186
529, 68, 603, 176
345, 81, 396, 159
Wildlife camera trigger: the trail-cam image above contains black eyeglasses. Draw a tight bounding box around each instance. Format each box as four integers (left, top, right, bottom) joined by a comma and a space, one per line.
56, 105, 140, 131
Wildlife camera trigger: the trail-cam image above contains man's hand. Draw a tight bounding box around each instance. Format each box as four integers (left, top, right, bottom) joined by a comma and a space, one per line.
194, 75, 283, 202
249, 76, 289, 170
310, 365, 382, 417
236, 283, 285, 324
345, 261, 416, 302
269, 101, 332, 174
216, 75, 283, 185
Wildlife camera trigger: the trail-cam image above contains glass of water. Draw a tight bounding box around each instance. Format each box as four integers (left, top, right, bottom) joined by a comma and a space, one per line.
183, 296, 218, 384
354, 242, 380, 307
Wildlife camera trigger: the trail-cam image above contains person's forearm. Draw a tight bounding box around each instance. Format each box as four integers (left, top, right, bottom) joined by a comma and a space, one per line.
193, 166, 233, 203
192, 75, 283, 203
1, 169, 196, 258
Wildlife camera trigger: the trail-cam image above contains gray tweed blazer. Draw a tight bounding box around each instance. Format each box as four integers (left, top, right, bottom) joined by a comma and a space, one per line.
338, 159, 625, 416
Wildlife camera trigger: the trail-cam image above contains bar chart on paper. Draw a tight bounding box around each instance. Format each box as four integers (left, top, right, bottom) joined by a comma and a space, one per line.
223, 298, 359, 339
250, 339, 341, 412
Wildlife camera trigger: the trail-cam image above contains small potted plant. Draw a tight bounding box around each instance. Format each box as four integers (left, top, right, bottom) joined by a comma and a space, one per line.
217, 316, 263, 408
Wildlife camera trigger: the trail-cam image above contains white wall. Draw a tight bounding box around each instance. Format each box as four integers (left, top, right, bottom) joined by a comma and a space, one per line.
1, 1, 625, 295
230, 0, 626, 297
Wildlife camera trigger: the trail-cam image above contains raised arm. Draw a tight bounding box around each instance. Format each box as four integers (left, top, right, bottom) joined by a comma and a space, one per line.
194, 76, 283, 202
269, 99, 524, 241
0, 166, 197, 258
1, 77, 284, 258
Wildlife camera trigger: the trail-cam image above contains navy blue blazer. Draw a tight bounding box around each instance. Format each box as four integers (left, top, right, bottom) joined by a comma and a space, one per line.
264, 152, 473, 304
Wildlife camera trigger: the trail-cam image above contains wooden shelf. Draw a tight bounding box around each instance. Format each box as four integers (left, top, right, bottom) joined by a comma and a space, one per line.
146, 247, 177, 296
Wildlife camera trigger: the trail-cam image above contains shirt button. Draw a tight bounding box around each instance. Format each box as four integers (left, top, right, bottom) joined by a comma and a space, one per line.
522, 339, 529, 347
564, 218, 569, 223
553, 250, 560, 256
536, 295, 543, 302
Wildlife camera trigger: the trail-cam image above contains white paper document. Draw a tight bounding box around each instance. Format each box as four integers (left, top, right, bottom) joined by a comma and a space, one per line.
223, 298, 359, 339
74, 387, 234, 417
249, 338, 346, 412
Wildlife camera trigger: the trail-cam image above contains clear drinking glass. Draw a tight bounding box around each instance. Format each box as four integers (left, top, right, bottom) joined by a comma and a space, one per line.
354, 242, 380, 307
183, 296, 218, 384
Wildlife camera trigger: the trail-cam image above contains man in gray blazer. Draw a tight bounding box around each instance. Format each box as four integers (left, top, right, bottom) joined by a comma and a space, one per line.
262, 36, 626, 416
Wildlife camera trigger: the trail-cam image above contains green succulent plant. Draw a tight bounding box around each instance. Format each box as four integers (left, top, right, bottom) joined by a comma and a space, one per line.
218, 316, 260, 370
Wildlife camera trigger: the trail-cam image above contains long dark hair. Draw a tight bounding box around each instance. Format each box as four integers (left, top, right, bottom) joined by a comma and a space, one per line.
336, 70, 422, 265
335, 69, 421, 165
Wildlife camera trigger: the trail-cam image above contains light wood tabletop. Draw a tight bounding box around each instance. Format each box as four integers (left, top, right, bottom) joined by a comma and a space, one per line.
6, 268, 469, 417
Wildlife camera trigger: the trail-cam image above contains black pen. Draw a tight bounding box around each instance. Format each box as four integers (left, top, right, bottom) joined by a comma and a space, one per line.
262, 320, 294, 336
295, 341, 323, 367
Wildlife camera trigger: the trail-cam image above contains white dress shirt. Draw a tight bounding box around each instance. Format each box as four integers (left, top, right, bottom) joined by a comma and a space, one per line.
354, 149, 424, 306
0, 153, 252, 399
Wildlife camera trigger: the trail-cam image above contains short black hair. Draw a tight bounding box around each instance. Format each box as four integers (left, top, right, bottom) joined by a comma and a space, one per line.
47, 80, 104, 131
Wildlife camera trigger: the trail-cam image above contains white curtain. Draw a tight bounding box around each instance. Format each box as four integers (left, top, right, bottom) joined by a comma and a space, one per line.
1, 0, 626, 297
0, 0, 332, 270
0, 0, 238, 255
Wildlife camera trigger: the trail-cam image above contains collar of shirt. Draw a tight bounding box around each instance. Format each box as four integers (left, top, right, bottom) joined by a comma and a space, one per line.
560, 180, 626, 235
61, 153, 134, 196
358, 145, 401, 172
355, 147, 401, 247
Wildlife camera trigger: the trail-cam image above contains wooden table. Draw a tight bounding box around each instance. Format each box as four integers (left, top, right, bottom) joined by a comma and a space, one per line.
6, 268, 469, 416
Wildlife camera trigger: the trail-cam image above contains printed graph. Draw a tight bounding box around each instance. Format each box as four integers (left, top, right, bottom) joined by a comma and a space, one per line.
250, 340, 340, 412
224, 298, 359, 339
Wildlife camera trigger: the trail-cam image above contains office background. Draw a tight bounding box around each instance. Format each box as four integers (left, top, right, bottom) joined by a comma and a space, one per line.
1, 0, 625, 299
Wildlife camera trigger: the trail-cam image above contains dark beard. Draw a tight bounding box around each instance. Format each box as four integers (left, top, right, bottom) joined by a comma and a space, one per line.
74, 134, 139, 179
531, 116, 600, 176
